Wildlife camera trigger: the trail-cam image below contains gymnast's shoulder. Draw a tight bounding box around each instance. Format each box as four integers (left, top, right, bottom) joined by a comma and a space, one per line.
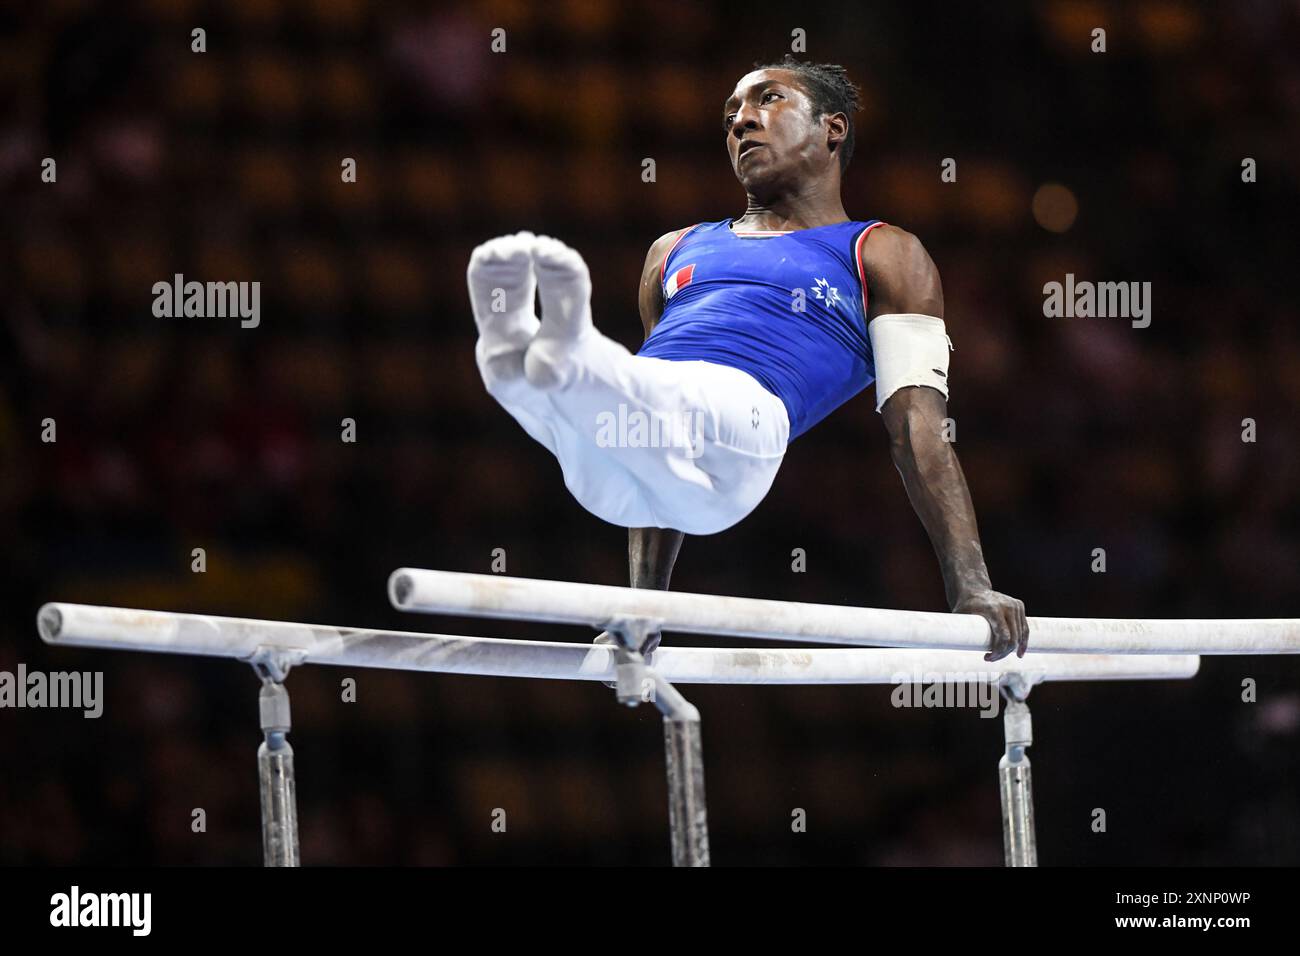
856, 224, 944, 319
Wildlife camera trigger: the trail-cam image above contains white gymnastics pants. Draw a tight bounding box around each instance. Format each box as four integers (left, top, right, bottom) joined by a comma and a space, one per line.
476, 329, 790, 535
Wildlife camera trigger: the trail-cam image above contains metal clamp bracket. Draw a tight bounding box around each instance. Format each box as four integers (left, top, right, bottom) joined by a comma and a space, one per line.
1000, 672, 1037, 704
602, 616, 663, 707
602, 614, 664, 654
247, 646, 307, 685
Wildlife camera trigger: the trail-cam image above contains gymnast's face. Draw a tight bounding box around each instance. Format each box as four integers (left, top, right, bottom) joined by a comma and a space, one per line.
723, 68, 842, 196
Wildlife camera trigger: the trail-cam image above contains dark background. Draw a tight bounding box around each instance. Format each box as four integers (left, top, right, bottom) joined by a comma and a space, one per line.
2, 0, 1298, 865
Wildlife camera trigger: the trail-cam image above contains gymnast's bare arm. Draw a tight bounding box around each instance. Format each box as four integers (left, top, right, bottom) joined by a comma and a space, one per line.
863, 225, 1029, 661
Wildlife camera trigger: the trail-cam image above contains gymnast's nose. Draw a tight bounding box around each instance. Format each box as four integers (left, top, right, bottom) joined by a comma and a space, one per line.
731, 104, 761, 140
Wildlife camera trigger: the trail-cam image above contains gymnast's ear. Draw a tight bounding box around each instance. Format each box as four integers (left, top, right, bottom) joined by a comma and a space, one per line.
824, 111, 849, 157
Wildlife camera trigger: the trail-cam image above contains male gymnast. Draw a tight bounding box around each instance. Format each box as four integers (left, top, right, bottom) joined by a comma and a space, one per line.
466, 57, 1029, 662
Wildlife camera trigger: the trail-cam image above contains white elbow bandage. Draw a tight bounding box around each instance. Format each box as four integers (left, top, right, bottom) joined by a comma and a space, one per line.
867, 313, 954, 412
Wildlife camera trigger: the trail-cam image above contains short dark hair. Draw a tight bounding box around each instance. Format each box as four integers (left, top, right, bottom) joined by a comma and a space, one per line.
752, 55, 861, 172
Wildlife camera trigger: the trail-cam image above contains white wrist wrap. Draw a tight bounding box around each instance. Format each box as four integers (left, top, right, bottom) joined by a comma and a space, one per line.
867, 313, 954, 412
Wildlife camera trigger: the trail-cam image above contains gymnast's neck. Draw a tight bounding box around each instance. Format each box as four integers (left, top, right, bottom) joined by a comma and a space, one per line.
733, 178, 851, 233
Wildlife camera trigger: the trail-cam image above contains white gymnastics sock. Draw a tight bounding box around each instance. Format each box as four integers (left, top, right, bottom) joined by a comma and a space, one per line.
466, 231, 541, 382
524, 234, 596, 389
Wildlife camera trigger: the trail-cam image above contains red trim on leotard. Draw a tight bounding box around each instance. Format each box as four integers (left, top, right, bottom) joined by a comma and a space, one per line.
854, 221, 887, 317
659, 224, 701, 285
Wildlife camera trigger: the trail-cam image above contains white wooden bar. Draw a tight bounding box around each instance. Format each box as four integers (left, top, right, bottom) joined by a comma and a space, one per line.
389, 568, 1300, 655
37, 603, 1198, 684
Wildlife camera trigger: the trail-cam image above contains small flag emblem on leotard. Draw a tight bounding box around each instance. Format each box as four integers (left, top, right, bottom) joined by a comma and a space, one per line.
664, 263, 695, 300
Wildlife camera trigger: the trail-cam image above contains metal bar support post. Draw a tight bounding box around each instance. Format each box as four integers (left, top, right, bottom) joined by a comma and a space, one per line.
250, 647, 305, 867
605, 615, 709, 867
998, 675, 1038, 867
